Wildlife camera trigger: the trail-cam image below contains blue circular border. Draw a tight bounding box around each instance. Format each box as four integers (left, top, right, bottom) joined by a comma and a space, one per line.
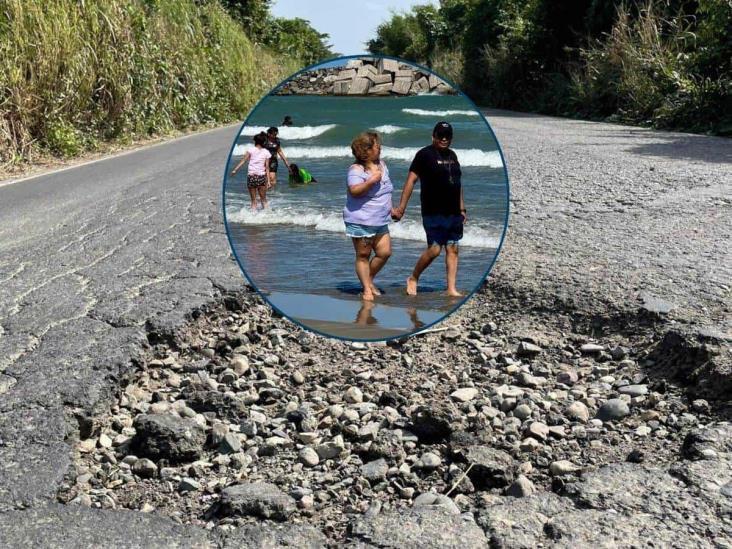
221, 54, 511, 343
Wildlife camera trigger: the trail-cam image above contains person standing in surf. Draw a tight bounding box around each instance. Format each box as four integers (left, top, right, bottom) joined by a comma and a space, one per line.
343, 131, 393, 301
264, 127, 290, 189
392, 121, 466, 297
229, 131, 271, 211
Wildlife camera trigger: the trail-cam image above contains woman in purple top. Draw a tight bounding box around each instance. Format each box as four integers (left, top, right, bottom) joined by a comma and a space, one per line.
343, 131, 393, 301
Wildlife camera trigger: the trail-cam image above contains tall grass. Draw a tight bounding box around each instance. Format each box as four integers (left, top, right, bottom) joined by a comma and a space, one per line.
431, 47, 465, 89
0, 0, 298, 164
568, 0, 732, 133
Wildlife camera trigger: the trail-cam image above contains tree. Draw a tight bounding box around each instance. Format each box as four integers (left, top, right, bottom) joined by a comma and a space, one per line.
218, 0, 272, 43
267, 17, 334, 65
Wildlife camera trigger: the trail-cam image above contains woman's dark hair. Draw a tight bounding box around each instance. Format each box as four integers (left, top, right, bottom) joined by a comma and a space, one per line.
289, 163, 302, 182
253, 132, 267, 146
267, 126, 278, 135
282, 116, 293, 126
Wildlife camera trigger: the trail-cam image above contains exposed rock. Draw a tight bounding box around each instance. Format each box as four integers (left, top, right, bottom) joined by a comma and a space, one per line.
348, 507, 487, 548
506, 475, 535, 497
477, 493, 568, 548
450, 387, 478, 402
565, 401, 590, 423
681, 422, 732, 461
618, 384, 648, 397
361, 458, 388, 482
411, 405, 453, 443
596, 398, 630, 421
299, 447, 320, 468
413, 492, 460, 514
377, 58, 399, 73
131, 458, 158, 479
525, 422, 549, 441
517, 342, 542, 357
461, 446, 514, 489
549, 460, 580, 476
580, 343, 604, 354
392, 77, 412, 95
347, 77, 372, 95
131, 414, 205, 463
220, 523, 328, 549
185, 391, 248, 421
217, 482, 296, 521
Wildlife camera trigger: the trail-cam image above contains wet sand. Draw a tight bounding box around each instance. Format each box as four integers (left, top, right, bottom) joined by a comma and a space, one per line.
266, 290, 448, 340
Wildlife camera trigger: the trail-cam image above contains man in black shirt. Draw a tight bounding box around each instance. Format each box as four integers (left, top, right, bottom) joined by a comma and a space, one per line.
392, 121, 467, 297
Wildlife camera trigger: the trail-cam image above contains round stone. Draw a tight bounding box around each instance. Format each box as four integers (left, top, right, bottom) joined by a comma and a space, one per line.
299, 447, 320, 467
513, 404, 532, 420
566, 401, 590, 423
420, 452, 442, 469
596, 398, 630, 421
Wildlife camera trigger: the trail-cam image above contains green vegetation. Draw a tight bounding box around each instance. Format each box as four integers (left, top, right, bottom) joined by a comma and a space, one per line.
368, 0, 732, 135
0, 0, 332, 166
219, 0, 335, 64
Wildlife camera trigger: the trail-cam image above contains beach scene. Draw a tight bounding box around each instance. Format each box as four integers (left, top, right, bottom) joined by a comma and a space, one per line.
223, 70, 509, 339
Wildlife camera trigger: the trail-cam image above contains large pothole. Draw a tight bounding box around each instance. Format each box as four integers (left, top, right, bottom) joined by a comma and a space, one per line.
56, 283, 730, 544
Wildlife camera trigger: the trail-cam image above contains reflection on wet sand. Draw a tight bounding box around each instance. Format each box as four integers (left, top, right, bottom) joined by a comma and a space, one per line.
266, 290, 445, 340
354, 300, 429, 333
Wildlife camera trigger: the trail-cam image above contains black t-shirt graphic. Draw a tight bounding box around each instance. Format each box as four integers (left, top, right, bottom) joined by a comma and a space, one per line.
264, 137, 280, 168
408, 145, 462, 216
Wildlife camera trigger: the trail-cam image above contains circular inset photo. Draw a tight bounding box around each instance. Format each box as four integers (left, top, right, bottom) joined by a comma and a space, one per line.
223, 56, 509, 341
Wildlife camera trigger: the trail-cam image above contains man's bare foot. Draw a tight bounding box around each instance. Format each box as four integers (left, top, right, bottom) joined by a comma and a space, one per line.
369, 284, 382, 296
406, 276, 418, 296
446, 288, 464, 297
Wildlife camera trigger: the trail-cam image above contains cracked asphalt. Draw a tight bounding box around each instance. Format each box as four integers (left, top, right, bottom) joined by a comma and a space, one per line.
0, 112, 729, 546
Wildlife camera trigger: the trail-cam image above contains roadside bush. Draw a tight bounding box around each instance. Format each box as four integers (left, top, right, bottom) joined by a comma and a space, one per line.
0, 0, 297, 165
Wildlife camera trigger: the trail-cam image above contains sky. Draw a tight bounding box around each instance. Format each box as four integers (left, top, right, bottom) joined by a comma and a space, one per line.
270, 0, 439, 56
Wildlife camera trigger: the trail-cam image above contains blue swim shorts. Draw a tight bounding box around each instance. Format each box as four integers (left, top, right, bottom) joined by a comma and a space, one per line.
345, 222, 389, 239
423, 215, 463, 247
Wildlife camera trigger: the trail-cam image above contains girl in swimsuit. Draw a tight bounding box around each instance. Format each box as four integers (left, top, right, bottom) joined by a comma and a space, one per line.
264, 127, 290, 190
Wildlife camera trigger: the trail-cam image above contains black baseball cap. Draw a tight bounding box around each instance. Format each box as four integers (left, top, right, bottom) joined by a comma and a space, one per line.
433, 121, 453, 139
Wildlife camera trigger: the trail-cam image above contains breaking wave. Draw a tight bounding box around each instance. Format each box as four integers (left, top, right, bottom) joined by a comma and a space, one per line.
226, 206, 499, 249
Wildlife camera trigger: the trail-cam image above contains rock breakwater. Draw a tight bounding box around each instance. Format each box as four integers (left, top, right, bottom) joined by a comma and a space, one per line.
275, 58, 456, 96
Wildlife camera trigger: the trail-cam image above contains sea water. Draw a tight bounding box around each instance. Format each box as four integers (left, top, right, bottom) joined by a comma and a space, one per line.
223, 94, 509, 337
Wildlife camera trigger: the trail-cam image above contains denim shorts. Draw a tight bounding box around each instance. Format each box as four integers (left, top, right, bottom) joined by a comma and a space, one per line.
345, 222, 389, 239
423, 215, 463, 246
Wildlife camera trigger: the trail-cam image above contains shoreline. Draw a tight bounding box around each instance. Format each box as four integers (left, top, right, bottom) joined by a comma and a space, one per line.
264, 289, 448, 340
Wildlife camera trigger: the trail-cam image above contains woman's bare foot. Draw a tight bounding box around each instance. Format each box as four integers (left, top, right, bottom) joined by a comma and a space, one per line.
446, 288, 464, 297
361, 290, 375, 301
369, 283, 382, 296
406, 276, 418, 296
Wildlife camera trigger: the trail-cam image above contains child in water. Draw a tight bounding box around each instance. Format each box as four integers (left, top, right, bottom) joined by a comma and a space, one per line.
288, 163, 317, 184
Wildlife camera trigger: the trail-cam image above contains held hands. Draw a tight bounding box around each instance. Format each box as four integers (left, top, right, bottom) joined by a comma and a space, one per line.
391, 206, 404, 221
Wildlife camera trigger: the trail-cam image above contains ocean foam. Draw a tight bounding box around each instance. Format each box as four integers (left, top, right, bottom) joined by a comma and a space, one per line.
402, 108, 479, 117
239, 124, 336, 140
244, 145, 503, 168
373, 125, 405, 134
226, 206, 500, 249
